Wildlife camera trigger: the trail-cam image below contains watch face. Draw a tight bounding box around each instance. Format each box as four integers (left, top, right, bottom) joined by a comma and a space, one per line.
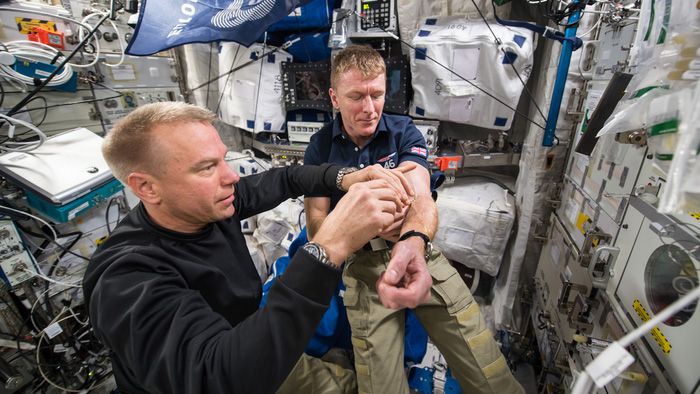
303, 243, 321, 259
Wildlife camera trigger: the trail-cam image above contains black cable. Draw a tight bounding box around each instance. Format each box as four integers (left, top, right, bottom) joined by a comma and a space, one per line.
489, 0, 548, 123
356, 11, 546, 130
691, 376, 700, 394
214, 44, 241, 116
0, 96, 50, 145
191, 43, 273, 94
8, 84, 124, 115
26, 96, 48, 127
6, 10, 117, 118
48, 231, 83, 275
189, 12, 352, 94
105, 197, 120, 235
0, 79, 5, 109
14, 221, 90, 262
458, 174, 516, 195
205, 42, 214, 108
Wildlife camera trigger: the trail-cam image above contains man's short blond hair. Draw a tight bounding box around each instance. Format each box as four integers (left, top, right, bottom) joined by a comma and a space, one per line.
103, 102, 216, 184
331, 45, 386, 88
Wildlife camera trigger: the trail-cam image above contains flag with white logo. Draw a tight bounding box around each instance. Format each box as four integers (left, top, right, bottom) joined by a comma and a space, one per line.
126, 0, 311, 56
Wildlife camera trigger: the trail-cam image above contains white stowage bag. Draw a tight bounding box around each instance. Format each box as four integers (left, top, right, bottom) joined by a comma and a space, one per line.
397, 0, 512, 47
410, 16, 535, 130
218, 43, 291, 133
252, 198, 305, 268
434, 178, 516, 276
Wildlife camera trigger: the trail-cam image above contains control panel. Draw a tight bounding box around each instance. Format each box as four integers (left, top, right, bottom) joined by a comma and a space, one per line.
353, 0, 397, 38
358, 0, 393, 30
0, 220, 38, 288
413, 120, 439, 156
287, 121, 324, 143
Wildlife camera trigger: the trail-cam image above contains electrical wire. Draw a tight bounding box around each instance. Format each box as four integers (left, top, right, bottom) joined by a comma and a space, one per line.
0, 41, 75, 88
19, 266, 81, 288
79, 12, 126, 68
0, 113, 47, 152
488, 0, 548, 123
0, 204, 57, 242
189, 11, 353, 94
355, 11, 547, 131
35, 314, 110, 393
14, 222, 90, 263
8, 82, 124, 117
0, 7, 94, 35
571, 285, 700, 393
5, 10, 112, 119
205, 42, 214, 108
0, 77, 4, 108
105, 196, 122, 235
214, 44, 241, 115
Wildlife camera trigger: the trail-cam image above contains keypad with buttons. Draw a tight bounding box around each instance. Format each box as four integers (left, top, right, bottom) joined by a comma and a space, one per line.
287, 121, 325, 144
360, 0, 392, 30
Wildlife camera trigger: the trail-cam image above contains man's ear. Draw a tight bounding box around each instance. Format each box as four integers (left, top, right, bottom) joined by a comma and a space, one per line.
127, 172, 161, 204
329, 87, 339, 109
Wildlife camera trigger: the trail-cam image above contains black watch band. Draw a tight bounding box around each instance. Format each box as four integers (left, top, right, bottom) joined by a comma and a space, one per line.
398, 230, 433, 260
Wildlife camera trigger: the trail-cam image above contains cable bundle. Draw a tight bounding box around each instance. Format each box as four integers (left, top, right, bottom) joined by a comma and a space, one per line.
0, 41, 74, 89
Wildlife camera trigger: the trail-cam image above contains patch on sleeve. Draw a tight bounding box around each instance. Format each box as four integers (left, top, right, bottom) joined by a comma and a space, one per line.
410, 146, 428, 158
376, 152, 397, 168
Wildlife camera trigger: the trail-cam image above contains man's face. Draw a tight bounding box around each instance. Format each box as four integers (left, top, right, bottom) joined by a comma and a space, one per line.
151, 121, 240, 232
330, 69, 385, 145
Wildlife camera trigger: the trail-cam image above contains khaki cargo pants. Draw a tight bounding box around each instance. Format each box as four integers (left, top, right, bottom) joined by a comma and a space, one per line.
342, 248, 524, 394
277, 352, 358, 394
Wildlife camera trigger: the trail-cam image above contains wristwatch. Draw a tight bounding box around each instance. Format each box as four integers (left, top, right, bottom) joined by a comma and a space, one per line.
301, 242, 337, 269
398, 230, 433, 261
335, 167, 358, 192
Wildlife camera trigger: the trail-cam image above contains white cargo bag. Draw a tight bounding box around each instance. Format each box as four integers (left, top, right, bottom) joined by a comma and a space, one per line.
218, 43, 291, 133
410, 17, 534, 130
434, 178, 516, 276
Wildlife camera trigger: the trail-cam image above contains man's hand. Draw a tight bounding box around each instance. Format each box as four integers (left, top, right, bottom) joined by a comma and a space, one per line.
376, 237, 432, 309
341, 163, 417, 205
312, 180, 403, 266
377, 204, 408, 243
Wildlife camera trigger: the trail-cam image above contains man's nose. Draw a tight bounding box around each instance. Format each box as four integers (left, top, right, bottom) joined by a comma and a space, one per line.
362, 96, 374, 113
221, 162, 240, 185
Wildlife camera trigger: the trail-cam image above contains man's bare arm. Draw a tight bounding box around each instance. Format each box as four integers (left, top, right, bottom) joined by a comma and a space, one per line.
376, 162, 436, 309
304, 197, 330, 239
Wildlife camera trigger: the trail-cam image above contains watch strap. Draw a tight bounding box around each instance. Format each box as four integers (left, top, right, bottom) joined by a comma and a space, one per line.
335, 167, 358, 192
398, 230, 430, 246
398, 230, 433, 261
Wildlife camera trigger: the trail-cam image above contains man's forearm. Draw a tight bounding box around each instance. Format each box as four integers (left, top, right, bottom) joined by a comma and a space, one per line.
400, 194, 437, 239
306, 216, 326, 239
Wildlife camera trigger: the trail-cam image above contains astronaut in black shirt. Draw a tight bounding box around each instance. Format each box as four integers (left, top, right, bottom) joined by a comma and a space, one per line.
83, 102, 423, 393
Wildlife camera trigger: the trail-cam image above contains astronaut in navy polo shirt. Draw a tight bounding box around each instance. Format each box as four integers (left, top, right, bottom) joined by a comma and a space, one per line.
303, 45, 523, 394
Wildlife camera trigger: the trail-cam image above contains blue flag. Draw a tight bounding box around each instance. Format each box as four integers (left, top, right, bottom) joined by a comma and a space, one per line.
126, 0, 311, 56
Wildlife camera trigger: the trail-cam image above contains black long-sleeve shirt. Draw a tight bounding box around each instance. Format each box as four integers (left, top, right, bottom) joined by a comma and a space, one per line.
83, 164, 343, 394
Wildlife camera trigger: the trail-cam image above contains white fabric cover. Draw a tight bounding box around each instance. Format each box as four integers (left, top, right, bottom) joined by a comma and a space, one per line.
409, 17, 535, 130
397, 0, 511, 47
434, 178, 515, 276
218, 43, 291, 133
181, 43, 219, 110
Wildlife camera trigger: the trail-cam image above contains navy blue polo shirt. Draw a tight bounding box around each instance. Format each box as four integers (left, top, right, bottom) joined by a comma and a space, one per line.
304, 113, 429, 209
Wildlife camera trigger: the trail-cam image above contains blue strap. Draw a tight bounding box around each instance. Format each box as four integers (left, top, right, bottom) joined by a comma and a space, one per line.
494, 15, 583, 51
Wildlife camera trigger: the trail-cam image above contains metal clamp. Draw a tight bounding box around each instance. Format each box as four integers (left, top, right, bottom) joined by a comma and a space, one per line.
614, 128, 647, 146
588, 245, 620, 289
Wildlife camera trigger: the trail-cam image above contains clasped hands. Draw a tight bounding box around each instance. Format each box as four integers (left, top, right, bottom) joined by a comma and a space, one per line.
313, 164, 432, 310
